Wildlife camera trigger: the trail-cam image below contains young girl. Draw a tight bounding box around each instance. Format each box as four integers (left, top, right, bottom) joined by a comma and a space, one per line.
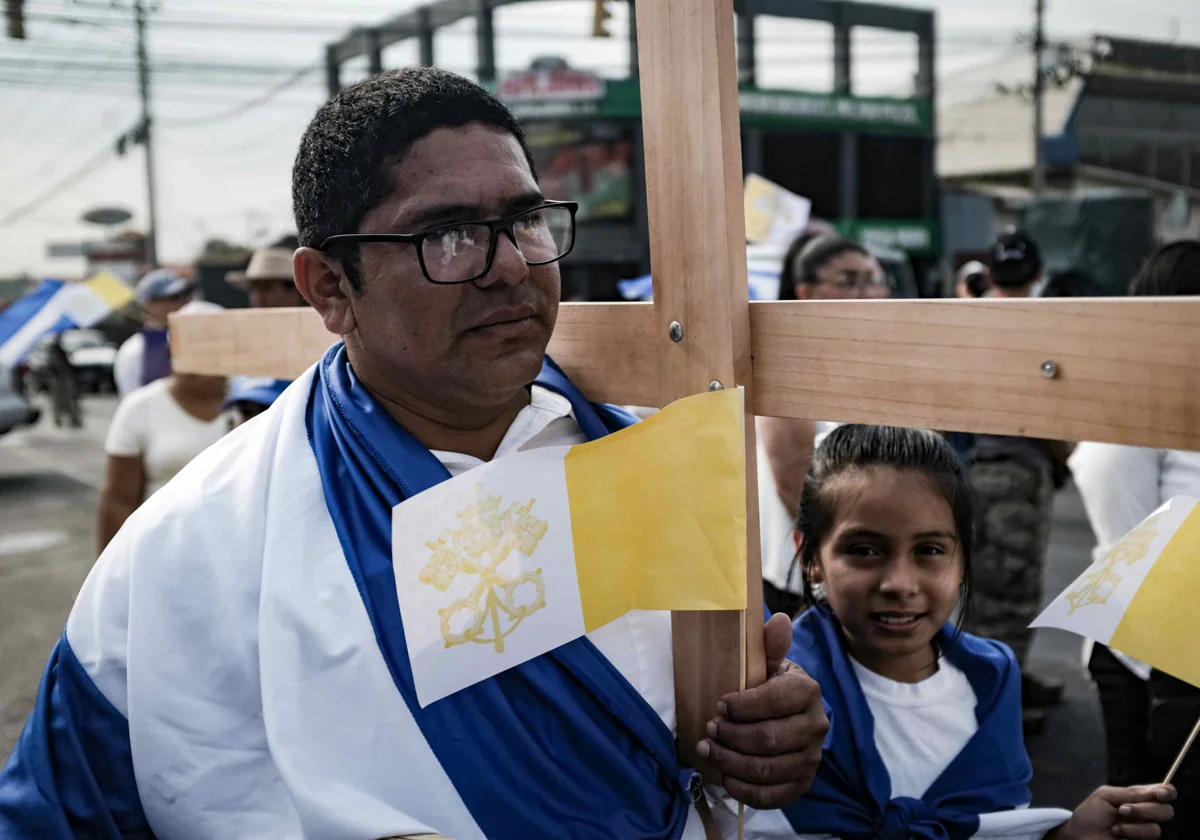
755, 425, 1176, 839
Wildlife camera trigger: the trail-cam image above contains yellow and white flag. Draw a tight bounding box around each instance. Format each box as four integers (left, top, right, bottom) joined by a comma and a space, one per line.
393, 388, 748, 707
1032, 496, 1200, 688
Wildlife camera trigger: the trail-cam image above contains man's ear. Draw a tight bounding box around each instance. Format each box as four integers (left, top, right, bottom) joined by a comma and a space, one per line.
294, 247, 356, 336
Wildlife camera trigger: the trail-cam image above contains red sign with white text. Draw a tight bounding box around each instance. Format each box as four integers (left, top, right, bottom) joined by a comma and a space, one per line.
499, 68, 605, 102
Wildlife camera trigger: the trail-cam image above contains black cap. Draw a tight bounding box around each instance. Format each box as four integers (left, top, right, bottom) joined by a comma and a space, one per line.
989, 227, 1042, 288
990, 227, 1041, 271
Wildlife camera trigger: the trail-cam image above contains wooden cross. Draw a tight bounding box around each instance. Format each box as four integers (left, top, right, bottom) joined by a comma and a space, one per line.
170, 0, 1200, 790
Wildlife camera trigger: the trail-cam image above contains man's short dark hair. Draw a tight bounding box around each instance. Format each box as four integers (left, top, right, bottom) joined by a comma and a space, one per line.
292, 68, 536, 289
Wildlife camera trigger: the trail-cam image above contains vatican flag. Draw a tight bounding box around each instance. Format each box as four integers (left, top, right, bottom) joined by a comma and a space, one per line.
393, 388, 748, 707
1032, 496, 1200, 688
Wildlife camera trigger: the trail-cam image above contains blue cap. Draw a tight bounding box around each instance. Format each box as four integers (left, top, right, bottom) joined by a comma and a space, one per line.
135, 268, 194, 303
222, 377, 291, 411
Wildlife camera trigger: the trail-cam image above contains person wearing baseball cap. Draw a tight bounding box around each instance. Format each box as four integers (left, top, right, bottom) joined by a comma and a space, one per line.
113, 268, 195, 398
988, 226, 1044, 296
227, 244, 306, 309
222, 376, 291, 428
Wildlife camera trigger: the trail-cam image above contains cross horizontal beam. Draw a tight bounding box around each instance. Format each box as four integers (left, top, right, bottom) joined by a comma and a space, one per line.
172, 296, 1200, 451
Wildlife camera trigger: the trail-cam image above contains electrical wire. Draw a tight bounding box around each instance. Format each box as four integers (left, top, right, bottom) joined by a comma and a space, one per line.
158, 62, 322, 126
23, 10, 1029, 45
0, 144, 116, 227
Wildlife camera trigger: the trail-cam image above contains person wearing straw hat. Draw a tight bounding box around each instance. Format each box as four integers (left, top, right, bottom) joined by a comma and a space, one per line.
227, 245, 307, 309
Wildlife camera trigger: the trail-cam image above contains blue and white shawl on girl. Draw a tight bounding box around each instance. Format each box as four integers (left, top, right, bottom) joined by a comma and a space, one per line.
0, 345, 716, 839
780, 607, 1038, 840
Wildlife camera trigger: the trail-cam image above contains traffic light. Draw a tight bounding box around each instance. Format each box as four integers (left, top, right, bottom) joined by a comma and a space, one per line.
592, 0, 612, 38
5, 0, 25, 40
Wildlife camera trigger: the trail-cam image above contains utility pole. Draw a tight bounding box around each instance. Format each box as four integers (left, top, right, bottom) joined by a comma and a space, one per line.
1032, 0, 1046, 198
134, 0, 159, 267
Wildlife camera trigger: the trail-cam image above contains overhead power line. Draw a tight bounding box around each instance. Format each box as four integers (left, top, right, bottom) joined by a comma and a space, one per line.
0, 56, 316, 75
159, 62, 321, 126
22, 11, 1026, 45
0, 144, 114, 227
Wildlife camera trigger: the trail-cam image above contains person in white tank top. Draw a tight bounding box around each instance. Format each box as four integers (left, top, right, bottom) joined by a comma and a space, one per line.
98, 302, 230, 554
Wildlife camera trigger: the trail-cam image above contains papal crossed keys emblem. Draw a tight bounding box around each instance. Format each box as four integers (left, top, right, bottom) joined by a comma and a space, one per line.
418, 486, 549, 653
1066, 513, 1163, 615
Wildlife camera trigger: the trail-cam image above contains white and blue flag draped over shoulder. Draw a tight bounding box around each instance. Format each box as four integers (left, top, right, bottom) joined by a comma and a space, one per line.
0, 629, 152, 837
308, 344, 696, 840
0, 344, 703, 840
781, 607, 1034, 840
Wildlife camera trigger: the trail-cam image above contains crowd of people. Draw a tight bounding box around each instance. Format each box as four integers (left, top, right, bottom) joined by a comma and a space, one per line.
75, 244, 302, 551
0, 66, 1194, 839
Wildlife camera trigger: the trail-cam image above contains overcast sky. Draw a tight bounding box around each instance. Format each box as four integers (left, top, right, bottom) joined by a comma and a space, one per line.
1, 0, 1197, 277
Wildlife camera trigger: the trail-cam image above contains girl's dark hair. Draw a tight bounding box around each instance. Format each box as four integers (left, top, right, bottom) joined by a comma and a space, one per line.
795, 424, 976, 631
778, 231, 818, 300
779, 234, 868, 299
1129, 240, 1200, 297
963, 267, 991, 298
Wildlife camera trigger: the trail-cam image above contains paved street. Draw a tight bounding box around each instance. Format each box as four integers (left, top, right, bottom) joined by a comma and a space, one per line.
0, 398, 1106, 810
0, 393, 114, 752
1026, 487, 1106, 807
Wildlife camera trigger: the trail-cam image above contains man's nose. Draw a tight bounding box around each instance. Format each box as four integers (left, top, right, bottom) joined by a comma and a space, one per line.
475, 230, 529, 289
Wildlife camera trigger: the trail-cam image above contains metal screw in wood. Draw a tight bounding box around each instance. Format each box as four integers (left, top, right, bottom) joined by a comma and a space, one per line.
708, 380, 724, 391
1041, 360, 1059, 379
668, 321, 684, 342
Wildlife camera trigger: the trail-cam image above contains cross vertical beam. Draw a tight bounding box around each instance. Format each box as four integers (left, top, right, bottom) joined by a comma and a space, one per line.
633, 0, 766, 777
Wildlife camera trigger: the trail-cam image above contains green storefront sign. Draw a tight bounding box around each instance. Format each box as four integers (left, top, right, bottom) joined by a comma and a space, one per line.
491, 78, 932, 136
836, 220, 941, 256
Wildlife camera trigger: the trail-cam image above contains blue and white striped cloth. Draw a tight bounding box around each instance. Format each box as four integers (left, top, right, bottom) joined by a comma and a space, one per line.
0, 276, 133, 369
617, 245, 787, 302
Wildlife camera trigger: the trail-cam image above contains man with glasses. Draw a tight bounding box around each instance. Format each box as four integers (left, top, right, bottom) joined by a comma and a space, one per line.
1, 68, 827, 839
786, 236, 886, 300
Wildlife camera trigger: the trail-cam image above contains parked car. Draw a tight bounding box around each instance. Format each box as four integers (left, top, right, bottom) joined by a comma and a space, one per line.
0, 366, 40, 437
24, 329, 118, 394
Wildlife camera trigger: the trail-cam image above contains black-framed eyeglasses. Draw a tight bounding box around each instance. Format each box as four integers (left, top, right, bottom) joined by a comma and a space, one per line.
318, 200, 578, 285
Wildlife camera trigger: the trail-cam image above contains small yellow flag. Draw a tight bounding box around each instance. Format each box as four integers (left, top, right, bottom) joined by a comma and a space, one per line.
392, 388, 748, 706
1032, 496, 1200, 688
83, 272, 135, 310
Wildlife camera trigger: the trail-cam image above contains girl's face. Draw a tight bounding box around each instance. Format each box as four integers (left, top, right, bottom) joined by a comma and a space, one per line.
805, 466, 963, 683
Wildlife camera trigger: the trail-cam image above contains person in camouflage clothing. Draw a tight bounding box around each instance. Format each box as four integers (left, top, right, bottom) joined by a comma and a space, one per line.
966, 229, 1072, 734
969, 437, 1056, 667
